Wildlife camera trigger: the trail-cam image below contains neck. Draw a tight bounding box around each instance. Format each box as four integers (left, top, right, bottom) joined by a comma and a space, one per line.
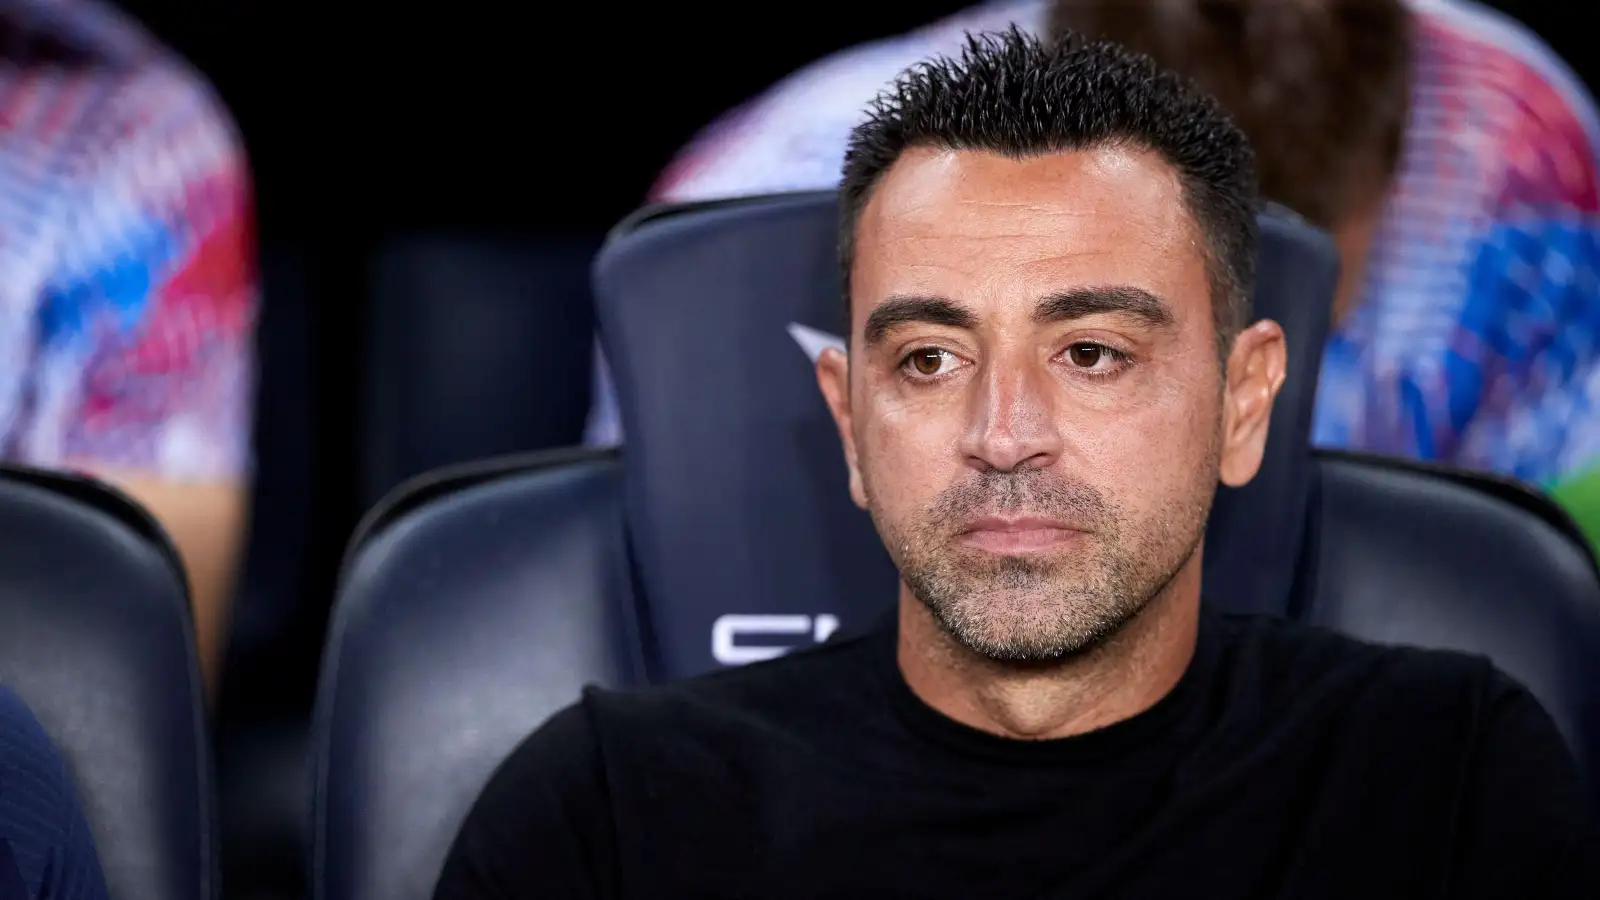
896, 561, 1203, 741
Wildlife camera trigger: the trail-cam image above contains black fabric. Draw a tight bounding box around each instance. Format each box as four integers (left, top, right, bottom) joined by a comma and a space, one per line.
435, 612, 1599, 900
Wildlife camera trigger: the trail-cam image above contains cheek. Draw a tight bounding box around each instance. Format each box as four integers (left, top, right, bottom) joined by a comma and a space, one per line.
856, 390, 960, 507
1069, 377, 1222, 503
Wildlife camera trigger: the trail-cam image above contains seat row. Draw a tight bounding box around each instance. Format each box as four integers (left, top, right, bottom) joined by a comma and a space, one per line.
4, 193, 1597, 900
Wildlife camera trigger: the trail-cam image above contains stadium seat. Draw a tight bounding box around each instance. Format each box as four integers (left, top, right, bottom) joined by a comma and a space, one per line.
1307, 450, 1600, 770
311, 448, 633, 900
0, 465, 215, 900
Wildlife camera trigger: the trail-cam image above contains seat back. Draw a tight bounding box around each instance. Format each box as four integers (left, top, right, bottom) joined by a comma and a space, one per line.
1307, 450, 1600, 789
361, 235, 599, 509
0, 466, 214, 900
593, 192, 1335, 679
311, 450, 636, 900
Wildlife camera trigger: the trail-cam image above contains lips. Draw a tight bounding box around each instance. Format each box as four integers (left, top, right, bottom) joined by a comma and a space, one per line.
956, 516, 1087, 554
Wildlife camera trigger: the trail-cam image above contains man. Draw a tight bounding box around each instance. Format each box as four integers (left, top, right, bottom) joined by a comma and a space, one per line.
588, 0, 1600, 558
0, 0, 257, 691
0, 688, 108, 899
441, 31, 1599, 898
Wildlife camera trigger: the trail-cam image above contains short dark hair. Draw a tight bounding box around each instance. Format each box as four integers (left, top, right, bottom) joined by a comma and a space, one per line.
1047, 0, 1412, 230
840, 28, 1259, 358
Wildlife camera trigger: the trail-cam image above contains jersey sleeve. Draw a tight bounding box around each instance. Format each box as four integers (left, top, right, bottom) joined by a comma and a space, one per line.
433, 702, 618, 900
1449, 56, 1600, 555
24, 66, 257, 481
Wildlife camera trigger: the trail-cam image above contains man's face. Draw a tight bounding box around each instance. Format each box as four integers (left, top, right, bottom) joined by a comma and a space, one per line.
819, 145, 1281, 662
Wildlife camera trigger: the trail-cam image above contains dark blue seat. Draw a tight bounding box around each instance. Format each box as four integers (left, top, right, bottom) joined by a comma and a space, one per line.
313, 449, 633, 900
311, 192, 1600, 900
0, 464, 215, 900
238, 233, 604, 900
1305, 451, 1600, 770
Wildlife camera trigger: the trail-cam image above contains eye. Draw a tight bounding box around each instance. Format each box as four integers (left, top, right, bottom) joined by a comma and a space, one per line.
902, 347, 958, 378
1062, 342, 1129, 375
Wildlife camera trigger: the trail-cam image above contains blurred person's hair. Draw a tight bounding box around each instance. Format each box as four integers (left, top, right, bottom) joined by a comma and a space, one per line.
1047, 0, 1412, 230
840, 28, 1259, 358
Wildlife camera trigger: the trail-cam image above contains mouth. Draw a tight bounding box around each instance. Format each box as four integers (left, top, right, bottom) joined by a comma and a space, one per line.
955, 515, 1088, 554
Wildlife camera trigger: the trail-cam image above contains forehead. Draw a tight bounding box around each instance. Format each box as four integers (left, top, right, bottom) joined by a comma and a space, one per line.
852, 145, 1209, 324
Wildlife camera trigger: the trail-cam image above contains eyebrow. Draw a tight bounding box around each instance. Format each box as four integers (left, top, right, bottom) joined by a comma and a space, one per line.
1034, 286, 1175, 329
862, 295, 977, 347
860, 285, 1176, 348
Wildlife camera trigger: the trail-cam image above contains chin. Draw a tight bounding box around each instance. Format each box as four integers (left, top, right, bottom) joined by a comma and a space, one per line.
929, 584, 1138, 664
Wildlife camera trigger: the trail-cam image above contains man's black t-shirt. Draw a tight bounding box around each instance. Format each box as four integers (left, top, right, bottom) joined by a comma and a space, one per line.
433, 613, 1600, 899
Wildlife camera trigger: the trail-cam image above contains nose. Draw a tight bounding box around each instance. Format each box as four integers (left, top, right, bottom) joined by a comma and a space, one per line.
958, 353, 1064, 473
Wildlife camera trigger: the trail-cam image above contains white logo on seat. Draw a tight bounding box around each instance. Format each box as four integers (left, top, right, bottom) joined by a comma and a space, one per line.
711, 614, 842, 665
786, 322, 846, 363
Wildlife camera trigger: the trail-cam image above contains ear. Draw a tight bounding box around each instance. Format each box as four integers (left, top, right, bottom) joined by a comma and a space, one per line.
815, 347, 867, 508
1218, 319, 1288, 487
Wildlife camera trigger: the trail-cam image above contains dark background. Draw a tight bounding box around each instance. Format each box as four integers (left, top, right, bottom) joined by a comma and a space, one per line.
117, 1, 974, 239
117, 0, 1590, 241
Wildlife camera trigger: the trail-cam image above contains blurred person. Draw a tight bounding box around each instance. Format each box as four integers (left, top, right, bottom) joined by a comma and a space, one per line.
442, 32, 1599, 899
0, 687, 109, 899
587, 0, 1600, 556
0, 0, 257, 691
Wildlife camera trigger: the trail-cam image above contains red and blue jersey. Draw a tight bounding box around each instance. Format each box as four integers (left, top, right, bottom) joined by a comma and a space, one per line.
0, 0, 256, 480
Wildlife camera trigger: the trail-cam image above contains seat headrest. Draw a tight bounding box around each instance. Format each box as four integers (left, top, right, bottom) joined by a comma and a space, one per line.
314, 449, 634, 900
1307, 451, 1600, 791
595, 192, 1336, 679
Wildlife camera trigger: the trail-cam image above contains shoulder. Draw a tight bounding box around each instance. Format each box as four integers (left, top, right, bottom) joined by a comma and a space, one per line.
1409, 0, 1597, 138
1, 32, 252, 313
0, 3, 253, 241
452, 636, 878, 876
484, 699, 605, 789
0, 0, 248, 197
1213, 613, 1508, 720
538, 634, 880, 774
27, 63, 254, 350
486, 632, 876, 784
1406, 0, 1600, 211
67, 63, 249, 204
655, 0, 1050, 201
476, 632, 885, 790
